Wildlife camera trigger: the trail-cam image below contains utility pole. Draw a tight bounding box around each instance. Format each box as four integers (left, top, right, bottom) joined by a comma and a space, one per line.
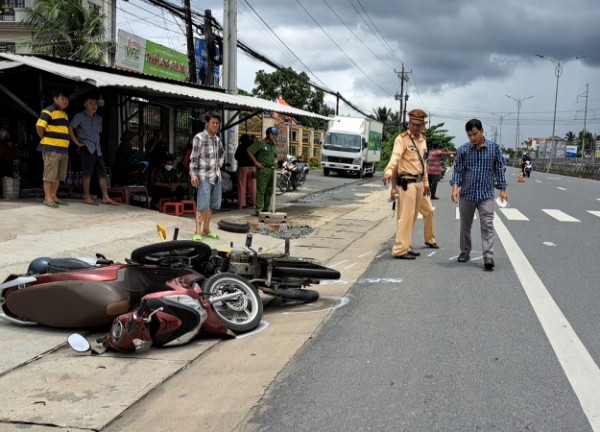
490, 112, 512, 149
394, 64, 409, 131
581, 83, 589, 158
506, 95, 533, 153
183, 0, 196, 83
204, 9, 215, 86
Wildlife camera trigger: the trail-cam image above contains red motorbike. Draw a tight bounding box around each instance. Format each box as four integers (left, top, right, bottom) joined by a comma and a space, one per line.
0, 243, 263, 338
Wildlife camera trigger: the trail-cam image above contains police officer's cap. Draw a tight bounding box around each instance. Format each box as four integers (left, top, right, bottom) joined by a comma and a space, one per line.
408, 109, 427, 123
266, 127, 279, 135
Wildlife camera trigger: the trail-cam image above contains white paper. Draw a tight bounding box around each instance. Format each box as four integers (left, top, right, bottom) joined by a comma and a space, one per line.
495, 196, 508, 208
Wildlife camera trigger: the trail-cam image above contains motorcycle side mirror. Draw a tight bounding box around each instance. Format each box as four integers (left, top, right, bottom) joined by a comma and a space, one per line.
67, 333, 91, 352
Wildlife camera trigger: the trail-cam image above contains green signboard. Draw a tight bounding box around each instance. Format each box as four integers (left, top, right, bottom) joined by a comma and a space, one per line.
143, 40, 189, 81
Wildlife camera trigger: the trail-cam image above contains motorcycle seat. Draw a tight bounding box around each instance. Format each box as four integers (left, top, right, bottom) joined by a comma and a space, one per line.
47, 258, 98, 273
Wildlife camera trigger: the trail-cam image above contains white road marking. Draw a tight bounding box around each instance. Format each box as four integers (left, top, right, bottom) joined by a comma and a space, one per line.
543, 242, 557, 246
536, 180, 542, 183
499, 208, 530, 221
557, 187, 567, 191
588, 211, 600, 219
344, 262, 357, 270
235, 320, 270, 339
358, 251, 373, 258
330, 259, 349, 268
282, 296, 351, 315
542, 209, 580, 222
495, 216, 600, 431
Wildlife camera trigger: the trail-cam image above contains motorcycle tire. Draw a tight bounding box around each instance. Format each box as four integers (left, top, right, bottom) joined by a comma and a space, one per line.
131, 241, 212, 268
203, 273, 263, 333
277, 173, 289, 194
272, 259, 341, 280
218, 218, 250, 233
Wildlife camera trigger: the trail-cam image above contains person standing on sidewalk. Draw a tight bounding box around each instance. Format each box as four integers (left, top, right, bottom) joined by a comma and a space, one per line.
382, 109, 430, 260
235, 134, 257, 209
247, 127, 278, 216
69, 95, 119, 206
450, 119, 507, 271
189, 112, 224, 241
35, 89, 70, 208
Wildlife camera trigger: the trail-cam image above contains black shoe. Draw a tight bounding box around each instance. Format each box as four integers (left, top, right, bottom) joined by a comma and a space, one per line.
431, 196, 439, 200
458, 252, 470, 263
408, 250, 420, 256
425, 242, 439, 249
394, 254, 416, 260
484, 258, 495, 271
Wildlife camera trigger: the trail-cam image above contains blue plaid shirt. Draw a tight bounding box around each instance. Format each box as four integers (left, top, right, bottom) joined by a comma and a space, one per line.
450, 139, 507, 203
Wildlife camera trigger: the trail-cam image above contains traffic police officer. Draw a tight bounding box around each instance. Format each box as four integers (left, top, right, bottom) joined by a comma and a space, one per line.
383, 109, 431, 259
247, 126, 278, 215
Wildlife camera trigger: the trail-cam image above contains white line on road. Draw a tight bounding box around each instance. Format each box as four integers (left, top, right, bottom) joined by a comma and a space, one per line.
542, 209, 580, 222
557, 186, 567, 191
499, 208, 530, 221
588, 211, 600, 219
495, 216, 600, 431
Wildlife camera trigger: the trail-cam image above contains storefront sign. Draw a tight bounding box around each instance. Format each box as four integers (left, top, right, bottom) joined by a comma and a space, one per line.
116, 30, 189, 82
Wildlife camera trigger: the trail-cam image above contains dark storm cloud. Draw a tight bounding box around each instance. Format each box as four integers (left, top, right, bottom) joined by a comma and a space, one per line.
239, 0, 600, 93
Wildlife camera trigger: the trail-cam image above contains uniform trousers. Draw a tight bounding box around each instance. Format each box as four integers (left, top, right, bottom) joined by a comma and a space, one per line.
393, 181, 423, 256
396, 194, 436, 245
458, 197, 495, 260
255, 168, 274, 213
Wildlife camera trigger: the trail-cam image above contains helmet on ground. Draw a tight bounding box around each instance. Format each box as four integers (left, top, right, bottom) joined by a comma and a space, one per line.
27, 257, 52, 275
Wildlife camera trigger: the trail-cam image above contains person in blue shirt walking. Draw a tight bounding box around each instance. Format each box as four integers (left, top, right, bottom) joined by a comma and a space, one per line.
450, 119, 507, 271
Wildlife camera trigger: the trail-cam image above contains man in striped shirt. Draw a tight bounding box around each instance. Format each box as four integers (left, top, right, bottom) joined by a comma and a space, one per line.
450, 119, 507, 271
36, 90, 70, 208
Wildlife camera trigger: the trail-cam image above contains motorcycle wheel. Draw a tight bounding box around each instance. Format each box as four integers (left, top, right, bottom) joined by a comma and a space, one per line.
131, 241, 212, 268
204, 273, 263, 333
264, 287, 319, 302
277, 173, 289, 194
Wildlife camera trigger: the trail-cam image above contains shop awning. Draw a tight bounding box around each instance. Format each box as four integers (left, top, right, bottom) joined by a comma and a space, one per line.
0, 53, 330, 120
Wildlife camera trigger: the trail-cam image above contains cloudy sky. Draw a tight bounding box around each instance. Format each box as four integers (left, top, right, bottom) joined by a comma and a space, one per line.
118, 0, 600, 149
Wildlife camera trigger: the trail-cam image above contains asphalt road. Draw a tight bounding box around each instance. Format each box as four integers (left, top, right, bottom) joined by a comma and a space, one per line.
237, 167, 600, 432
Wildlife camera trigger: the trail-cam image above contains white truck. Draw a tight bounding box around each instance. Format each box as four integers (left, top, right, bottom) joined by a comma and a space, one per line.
321, 116, 383, 177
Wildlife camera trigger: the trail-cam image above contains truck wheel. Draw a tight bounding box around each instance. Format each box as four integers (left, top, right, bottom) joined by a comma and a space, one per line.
323, 168, 330, 177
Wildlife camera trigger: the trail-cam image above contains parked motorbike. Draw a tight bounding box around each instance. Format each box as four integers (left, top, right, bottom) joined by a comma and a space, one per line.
524, 161, 532, 178
276, 155, 309, 193
0, 244, 263, 333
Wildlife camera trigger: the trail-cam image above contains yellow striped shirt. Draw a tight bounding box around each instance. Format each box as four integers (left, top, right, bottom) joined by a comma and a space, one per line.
36, 104, 70, 150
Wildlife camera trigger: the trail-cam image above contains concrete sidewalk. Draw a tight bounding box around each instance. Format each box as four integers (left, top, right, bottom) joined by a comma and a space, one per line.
0, 188, 394, 431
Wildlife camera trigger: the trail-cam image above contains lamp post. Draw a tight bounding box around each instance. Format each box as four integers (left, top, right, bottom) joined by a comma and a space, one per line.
535, 54, 584, 170
506, 95, 533, 154
490, 112, 512, 148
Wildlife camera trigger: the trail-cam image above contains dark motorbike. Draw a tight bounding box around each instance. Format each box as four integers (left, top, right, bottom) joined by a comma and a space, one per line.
276, 155, 309, 193
132, 234, 341, 302
0, 244, 263, 333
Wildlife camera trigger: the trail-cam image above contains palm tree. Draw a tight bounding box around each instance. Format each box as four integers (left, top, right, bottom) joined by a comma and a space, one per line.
24, 0, 112, 65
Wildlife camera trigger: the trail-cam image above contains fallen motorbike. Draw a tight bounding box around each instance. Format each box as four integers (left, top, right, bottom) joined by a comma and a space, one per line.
132, 233, 341, 302
0, 244, 263, 334
69, 272, 258, 354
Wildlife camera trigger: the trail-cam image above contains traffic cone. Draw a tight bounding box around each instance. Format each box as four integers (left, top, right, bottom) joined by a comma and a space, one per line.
518, 172, 524, 183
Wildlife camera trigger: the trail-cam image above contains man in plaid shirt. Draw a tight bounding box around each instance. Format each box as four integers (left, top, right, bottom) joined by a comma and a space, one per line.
189, 112, 224, 241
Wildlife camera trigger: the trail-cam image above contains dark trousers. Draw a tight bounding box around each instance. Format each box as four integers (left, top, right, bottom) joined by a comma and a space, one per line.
428, 174, 440, 198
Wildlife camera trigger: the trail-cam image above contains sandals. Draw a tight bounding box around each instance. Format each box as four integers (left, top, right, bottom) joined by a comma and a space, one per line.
204, 232, 220, 240
44, 201, 59, 208
192, 234, 203, 241
54, 199, 69, 206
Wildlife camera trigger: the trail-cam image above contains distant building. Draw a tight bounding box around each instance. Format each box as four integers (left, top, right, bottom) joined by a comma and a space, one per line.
532, 136, 567, 158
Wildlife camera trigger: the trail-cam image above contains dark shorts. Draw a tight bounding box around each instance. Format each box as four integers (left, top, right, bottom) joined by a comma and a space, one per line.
80, 148, 107, 178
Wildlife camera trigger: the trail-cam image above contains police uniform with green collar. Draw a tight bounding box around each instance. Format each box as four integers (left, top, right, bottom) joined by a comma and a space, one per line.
384, 109, 430, 258
248, 127, 278, 214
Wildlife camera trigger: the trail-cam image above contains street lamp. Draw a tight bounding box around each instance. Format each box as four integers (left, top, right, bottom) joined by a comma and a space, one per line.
534, 54, 584, 170
506, 95, 533, 153
490, 112, 512, 148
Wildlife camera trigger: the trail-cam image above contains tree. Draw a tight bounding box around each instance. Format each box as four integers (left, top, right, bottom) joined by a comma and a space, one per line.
251, 67, 332, 129
25, 0, 112, 65
372, 106, 399, 142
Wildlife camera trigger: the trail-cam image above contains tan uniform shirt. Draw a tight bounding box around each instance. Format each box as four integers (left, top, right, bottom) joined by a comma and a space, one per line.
384, 131, 429, 188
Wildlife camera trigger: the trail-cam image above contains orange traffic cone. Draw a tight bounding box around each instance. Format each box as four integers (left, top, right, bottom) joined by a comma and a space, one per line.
518, 172, 524, 183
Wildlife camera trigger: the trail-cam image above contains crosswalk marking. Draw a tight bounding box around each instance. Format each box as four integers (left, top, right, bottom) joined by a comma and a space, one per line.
588, 211, 600, 219
542, 209, 580, 222
499, 208, 529, 220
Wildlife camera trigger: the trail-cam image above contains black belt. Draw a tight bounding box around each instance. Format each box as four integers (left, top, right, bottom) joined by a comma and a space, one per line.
398, 173, 423, 182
